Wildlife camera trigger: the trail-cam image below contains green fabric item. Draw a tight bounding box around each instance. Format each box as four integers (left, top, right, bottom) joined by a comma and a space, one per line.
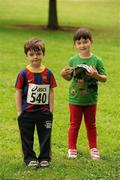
68, 54, 106, 105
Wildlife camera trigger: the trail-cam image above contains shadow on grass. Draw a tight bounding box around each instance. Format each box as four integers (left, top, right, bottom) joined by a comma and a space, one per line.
13, 24, 80, 32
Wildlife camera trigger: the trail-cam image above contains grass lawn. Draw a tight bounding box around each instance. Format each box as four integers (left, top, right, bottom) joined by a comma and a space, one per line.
0, 0, 120, 179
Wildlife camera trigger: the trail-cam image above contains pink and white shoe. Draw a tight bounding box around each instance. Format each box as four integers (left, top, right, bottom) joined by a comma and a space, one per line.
90, 148, 100, 160
68, 149, 77, 158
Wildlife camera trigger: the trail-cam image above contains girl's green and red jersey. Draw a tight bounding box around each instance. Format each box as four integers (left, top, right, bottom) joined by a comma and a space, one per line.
68, 54, 106, 106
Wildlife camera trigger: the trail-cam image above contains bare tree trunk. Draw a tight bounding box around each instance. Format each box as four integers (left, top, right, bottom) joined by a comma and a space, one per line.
48, 0, 59, 29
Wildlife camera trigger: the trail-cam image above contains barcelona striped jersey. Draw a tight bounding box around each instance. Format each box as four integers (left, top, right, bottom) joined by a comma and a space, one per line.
15, 65, 57, 112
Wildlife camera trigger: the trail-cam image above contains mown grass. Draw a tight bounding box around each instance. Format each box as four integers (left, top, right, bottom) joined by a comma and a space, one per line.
0, 0, 120, 179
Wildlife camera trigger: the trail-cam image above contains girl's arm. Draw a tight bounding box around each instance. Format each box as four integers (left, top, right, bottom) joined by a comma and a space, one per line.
49, 88, 54, 113
15, 89, 22, 116
94, 74, 107, 82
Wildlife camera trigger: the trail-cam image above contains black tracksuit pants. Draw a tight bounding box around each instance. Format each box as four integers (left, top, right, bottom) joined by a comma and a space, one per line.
18, 111, 53, 165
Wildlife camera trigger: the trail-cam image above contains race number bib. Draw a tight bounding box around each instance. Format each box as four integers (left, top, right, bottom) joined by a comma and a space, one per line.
27, 84, 50, 105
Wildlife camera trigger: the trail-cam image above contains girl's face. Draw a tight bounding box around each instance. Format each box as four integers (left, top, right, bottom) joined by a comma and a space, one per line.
75, 38, 92, 57
26, 50, 44, 68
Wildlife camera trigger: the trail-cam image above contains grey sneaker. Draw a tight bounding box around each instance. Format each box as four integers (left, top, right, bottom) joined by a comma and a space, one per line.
27, 160, 39, 168
40, 160, 49, 167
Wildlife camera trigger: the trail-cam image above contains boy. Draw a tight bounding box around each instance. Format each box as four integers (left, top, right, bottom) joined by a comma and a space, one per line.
61, 28, 107, 160
15, 38, 57, 167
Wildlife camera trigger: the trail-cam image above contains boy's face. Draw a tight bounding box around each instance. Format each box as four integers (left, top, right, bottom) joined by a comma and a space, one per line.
75, 38, 92, 56
26, 50, 43, 68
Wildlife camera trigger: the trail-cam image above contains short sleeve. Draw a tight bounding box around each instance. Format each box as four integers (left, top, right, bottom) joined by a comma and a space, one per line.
68, 57, 73, 67
15, 69, 26, 89
97, 59, 106, 75
15, 73, 24, 89
49, 71, 57, 88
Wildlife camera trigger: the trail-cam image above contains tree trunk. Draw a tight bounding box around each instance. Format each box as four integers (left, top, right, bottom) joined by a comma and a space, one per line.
48, 0, 59, 29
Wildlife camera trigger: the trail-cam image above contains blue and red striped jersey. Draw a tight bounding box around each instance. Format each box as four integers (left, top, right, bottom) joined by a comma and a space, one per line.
15, 65, 57, 112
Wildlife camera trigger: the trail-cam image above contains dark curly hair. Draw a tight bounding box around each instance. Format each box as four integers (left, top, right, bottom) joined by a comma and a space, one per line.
24, 37, 45, 55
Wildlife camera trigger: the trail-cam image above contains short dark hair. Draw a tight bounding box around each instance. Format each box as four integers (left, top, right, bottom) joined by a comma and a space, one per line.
24, 38, 45, 55
73, 28, 92, 43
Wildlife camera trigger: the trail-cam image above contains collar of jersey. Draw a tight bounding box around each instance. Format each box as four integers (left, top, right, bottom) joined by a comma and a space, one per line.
26, 64, 46, 73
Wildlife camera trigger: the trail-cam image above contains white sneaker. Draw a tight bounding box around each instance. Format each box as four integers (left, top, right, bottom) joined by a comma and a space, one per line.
68, 149, 77, 158
27, 160, 39, 168
40, 160, 49, 167
90, 148, 100, 160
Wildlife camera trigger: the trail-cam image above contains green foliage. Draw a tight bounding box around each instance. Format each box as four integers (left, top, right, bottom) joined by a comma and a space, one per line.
0, 0, 120, 179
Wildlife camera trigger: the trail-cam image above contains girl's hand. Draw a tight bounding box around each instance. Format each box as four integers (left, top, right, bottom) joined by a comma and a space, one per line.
87, 66, 98, 78
61, 67, 73, 76
60, 67, 73, 81
87, 66, 107, 82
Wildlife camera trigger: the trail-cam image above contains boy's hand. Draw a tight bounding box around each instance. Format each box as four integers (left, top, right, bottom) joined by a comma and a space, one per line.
18, 111, 22, 117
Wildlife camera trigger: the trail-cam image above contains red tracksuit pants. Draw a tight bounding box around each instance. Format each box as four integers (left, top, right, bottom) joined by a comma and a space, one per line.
68, 104, 97, 150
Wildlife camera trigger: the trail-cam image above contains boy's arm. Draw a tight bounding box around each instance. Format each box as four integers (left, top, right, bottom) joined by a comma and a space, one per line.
15, 89, 22, 116
49, 88, 54, 113
87, 66, 107, 82
60, 67, 73, 81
